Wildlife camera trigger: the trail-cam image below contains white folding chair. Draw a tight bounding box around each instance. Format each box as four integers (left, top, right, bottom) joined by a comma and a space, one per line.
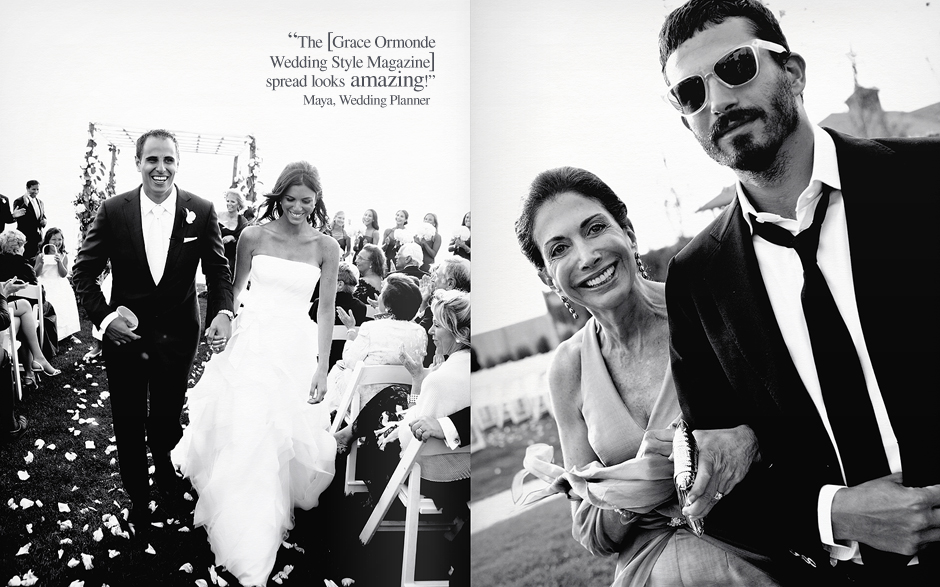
329, 362, 413, 495
2, 321, 23, 400
17, 284, 44, 344
332, 324, 349, 341
359, 437, 469, 587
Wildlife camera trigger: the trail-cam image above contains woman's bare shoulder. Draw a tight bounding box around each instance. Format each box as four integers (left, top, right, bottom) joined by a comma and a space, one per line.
548, 326, 588, 400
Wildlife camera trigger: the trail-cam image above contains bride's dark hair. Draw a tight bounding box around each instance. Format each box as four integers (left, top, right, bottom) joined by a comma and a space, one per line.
258, 161, 328, 229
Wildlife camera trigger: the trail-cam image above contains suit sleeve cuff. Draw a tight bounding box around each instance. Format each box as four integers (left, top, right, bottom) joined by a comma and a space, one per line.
99, 311, 120, 335
818, 484, 859, 560
439, 417, 460, 450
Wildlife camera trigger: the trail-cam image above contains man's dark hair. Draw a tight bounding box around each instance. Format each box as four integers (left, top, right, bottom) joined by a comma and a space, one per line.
26, 180, 39, 189
659, 0, 790, 82
135, 129, 180, 161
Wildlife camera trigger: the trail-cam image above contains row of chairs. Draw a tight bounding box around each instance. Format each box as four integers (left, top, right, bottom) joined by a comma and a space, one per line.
330, 361, 468, 587
1, 284, 46, 400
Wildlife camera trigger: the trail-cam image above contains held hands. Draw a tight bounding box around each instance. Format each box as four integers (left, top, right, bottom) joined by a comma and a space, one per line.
831, 473, 940, 556
205, 313, 233, 352
682, 424, 760, 520
410, 416, 444, 443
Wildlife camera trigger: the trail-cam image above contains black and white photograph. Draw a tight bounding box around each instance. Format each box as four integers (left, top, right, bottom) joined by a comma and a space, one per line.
470, 1, 939, 586
1, 1, 469, 586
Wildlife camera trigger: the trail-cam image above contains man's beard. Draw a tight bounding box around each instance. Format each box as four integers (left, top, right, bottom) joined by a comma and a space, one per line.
698, 77, 800, 174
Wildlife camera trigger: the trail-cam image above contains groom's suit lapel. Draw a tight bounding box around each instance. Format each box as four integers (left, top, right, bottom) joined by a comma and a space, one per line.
121, 188, 150, 286
163, 189, 191, 284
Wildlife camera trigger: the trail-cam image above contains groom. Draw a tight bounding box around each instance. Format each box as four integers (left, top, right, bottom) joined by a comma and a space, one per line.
73, 129, 235, 532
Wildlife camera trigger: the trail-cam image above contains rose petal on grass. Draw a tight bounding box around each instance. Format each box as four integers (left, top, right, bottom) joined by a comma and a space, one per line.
73, 430, 81, 436
59, 538, 72, 544
85, 441, 95, 450
195, 581, 209, 587
20, 571, 38, 587
15, 543, 30, 556
144, 544, 156, 555
23, 452, 33, 463
25, 524, 32, 534
178, 526, 190, 532
108, 550, 120, 558
67, 581, 84, 587
58, 503, 70, 512
179, 563, 193, 573
93, 528, 104, 542
58, 549, 64, 559
105, 445, 117, 455
17, 471, 29, 481
81, 554, 94, 570
46, 444, 55, 450
34, 439, 45, 449
67, 558, 80, 568
65, 452, 77, 462
19, 499, 34, 509
59, 520, 73, 530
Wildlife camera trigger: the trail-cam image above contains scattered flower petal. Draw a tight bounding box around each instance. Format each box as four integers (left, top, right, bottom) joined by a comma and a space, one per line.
23, 452, 33, 463
59, 538, 73, 544
67, 558, 80, 568
59, 520, 73, 530
144, 544, 156, 555
179, 563, 193, 573
195, 581, 208, 587
25, 524, 32, 534
15, 543, 30, 556
178, 526, 191, 532
93, 528, 104, 542
17, 471, 29, 481
108, 550, 120, 558
81, 553, 94, 570
19, 499, 34, 509
34, 439, 44, 449
65, 452, 77, 462
85, 441, 95, 450
58, 503, 71, 512
46, 444, 55, 450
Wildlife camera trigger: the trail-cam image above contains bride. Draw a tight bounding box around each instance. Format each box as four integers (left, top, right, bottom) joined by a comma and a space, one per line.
171, 161, 340, 587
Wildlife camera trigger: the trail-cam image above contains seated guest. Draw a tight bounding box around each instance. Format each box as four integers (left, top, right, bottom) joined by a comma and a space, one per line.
311, 261, 368, 370
0, 229, 58, 378
392, 242, 428, 282
417, 257, 470, 366
35, 227, 81, 342
1, 278, 29, 441
352, 243, 385, 307
322, 273, 426, 411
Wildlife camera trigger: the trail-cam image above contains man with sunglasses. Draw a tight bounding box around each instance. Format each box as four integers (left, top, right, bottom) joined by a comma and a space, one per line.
658, 1, 940, 584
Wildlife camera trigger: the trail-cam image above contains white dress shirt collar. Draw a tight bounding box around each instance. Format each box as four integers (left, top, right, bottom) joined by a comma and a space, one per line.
140, 185, 178, 218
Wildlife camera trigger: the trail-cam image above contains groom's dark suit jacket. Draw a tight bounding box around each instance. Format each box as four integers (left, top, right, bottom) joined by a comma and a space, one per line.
665, 129, 940, 574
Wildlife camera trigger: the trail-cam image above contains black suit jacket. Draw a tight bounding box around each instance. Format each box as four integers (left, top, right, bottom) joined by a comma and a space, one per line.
666, 129, 940, 572
13, 195, 45, 257
0, 194, 14, 229
72, 186, 233, 357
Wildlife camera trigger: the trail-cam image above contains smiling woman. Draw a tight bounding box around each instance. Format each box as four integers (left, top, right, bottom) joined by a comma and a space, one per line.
512, 166, 784, 587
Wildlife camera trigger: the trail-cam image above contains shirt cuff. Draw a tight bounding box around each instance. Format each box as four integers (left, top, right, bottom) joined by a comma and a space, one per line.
438, 417, 460, 450
818, 484, 859, 561
99, 311, 121, 335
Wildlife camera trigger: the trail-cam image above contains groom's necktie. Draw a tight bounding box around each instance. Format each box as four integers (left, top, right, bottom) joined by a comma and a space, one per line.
751, 188, 906, 568
146, 204, 169, 285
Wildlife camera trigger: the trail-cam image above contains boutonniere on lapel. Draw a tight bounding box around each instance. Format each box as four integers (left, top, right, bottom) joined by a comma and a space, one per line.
184, 208, 196, 225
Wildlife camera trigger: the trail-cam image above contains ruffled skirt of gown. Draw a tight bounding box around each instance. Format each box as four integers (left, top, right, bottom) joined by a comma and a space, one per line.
171, 256, 336, 586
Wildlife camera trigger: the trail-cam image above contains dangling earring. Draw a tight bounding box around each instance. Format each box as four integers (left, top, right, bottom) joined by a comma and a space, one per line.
635, 251, 650, 280
559, 293, 579, 320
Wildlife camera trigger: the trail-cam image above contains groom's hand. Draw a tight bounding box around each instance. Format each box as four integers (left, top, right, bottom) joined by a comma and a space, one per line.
106, 318, 141, 345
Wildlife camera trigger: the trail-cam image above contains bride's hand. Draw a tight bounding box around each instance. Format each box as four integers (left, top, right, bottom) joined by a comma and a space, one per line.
308, 370, 328, 404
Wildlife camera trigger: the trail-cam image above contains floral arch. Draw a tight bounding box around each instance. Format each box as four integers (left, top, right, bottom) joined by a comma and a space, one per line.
73, 122, 261, 245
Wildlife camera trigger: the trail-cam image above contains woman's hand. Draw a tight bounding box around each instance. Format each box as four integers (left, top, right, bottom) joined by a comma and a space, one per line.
0, 278, 26, 298
308, 369, 328, 404
336, 307, 356, 329
410, 416, 444, 442
400, 345, 430, 387
639, 427, 675, 459
418, 274, 433, 301
222, 235, 235, 244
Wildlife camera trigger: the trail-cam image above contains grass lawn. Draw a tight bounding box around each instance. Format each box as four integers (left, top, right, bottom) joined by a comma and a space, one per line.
471, 415, 617, 586
1, 293, 419, 587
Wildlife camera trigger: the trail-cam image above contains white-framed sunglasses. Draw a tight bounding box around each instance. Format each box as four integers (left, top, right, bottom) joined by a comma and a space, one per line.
665, 39, 788, 117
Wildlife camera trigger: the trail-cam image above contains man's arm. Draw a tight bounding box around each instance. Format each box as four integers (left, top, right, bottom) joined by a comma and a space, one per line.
72, 203, 114, 327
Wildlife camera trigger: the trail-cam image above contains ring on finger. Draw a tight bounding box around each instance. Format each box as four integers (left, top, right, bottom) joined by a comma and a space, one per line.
714, 491, 724, 501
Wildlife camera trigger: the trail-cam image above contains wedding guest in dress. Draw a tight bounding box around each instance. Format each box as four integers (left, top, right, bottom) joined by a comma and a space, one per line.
327, 210, 351, 260
0, 229, 59, 379
514, 167, 782, 586
172, 160, 339, 587
417, 257, 470, 367
352, 208, 380, 262
323, 272, 426, 412
352, 243, 385, 307
415, 212, 442, 272
448, 211, 471, 260
382, 209, 409, 272
35, 228, 81, 342
218, 189, 248, 279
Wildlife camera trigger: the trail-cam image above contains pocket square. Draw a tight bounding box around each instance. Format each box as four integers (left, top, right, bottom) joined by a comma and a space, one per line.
184, 236, 198, 243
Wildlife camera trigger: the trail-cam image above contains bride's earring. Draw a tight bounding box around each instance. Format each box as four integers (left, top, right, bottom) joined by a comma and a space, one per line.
635, 251, 650, 280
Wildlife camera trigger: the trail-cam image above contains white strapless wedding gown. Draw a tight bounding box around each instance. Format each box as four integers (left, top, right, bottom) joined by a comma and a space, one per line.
171, 255, 336, 586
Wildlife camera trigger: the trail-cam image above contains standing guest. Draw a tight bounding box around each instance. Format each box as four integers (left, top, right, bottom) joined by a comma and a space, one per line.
415, 212, 442, 272
328, 210, 351, 260
13, 180, 46, 261
513, 167, 781, 586
659, 1, 940, 583
448, 211, 471, 261
382, 209, 409, 272
352, 208, 380, 261
393, 242, 428, 283
0, 229, 60, 378
312, 261, 368, 370
353, 243, 385, 307
35, 227, 81, 342
72, 128, 234, 538
218, 189, 248, 279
